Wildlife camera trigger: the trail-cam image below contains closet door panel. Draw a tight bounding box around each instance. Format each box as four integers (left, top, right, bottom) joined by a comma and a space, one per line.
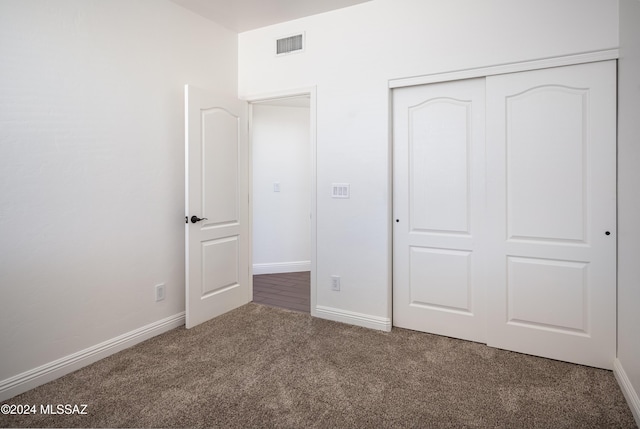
485, 61, 616, 369
393, 78, 487, 343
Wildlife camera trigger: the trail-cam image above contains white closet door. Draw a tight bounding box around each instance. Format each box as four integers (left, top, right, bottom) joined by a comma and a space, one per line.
393, 78, 487, 343
485, 61, 617, 369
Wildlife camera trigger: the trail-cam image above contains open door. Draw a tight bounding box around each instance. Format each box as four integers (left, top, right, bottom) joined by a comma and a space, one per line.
185, 85, 249, 329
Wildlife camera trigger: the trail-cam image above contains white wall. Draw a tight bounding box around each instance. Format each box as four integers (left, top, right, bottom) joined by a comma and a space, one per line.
617, 0, 640, 423
0, 0, 237, 394
239, 0, 619, 325
252, 104, 311, 273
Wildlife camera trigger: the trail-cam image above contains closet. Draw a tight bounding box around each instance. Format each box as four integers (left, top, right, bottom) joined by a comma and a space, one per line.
392, 61, 616, 369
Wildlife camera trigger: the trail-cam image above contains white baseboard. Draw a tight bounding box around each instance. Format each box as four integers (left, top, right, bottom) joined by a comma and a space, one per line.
253, 261, 311, 275
315, 305, 392, 332
0, 312, 185, 402
614, 358, 640, 427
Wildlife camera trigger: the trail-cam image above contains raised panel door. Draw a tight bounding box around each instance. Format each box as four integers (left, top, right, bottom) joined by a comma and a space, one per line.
393, 78, 487, 343
185, 85, 249, 329
485, 61, 616, 369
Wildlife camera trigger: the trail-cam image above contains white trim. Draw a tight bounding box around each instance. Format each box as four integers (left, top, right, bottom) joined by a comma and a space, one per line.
0, 312, 185, 402
315, 305, 392, 332
253, 261, 311, 275
389, 49, 619, 89
614, 358, 640, 427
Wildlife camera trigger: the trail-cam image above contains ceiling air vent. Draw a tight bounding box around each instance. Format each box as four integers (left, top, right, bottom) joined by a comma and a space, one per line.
276, 33, 304, 56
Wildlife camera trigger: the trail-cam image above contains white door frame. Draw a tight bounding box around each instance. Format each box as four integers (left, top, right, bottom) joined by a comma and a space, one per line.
243, 87, 318, 315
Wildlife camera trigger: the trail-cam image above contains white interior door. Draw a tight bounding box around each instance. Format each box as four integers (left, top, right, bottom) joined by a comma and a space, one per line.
485, 61, 617, 369
185, 85, 249, 329
393, 78, 487, 343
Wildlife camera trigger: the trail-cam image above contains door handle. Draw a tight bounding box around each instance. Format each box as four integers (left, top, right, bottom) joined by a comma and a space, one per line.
190, 215, 208, 223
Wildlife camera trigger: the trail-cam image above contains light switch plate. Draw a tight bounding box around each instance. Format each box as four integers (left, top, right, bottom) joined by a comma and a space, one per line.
331, 183, 350, 198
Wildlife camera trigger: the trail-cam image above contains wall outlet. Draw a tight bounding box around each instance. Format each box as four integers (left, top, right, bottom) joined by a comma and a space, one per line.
155, 283, 165, 302
331, 275, 340, 291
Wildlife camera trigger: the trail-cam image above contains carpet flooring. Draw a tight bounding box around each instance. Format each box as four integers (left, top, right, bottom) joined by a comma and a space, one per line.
0, 303, 636, 428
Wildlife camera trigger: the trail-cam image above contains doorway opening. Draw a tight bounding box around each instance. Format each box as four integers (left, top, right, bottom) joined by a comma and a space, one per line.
248, 92, 316, 314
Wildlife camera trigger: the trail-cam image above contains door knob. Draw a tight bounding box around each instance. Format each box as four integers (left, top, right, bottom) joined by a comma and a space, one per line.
190, 215, 208, 223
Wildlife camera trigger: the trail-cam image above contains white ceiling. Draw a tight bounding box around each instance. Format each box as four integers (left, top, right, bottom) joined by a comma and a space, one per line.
170, 0, 372, 32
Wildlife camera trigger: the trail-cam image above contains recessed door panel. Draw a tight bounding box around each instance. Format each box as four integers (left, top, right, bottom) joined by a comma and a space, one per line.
506, 86, 587, 243
507, 257, 588, 334
202, 236, 239, 297
409, 247, 472, 314
410, 99, 470, 234
203, 108, 239, 227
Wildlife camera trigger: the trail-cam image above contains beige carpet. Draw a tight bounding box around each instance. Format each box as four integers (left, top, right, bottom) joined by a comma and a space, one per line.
0, 303, 636, 428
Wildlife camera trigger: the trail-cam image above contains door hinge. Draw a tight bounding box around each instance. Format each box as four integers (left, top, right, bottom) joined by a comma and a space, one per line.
185, 216, 188, 224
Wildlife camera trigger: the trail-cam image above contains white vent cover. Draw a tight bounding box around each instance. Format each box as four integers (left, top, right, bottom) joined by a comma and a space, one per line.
331, 183, 350, 199
276, 33, 304, 55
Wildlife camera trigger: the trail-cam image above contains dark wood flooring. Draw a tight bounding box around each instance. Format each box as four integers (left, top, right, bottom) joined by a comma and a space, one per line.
253, 271, 310, 313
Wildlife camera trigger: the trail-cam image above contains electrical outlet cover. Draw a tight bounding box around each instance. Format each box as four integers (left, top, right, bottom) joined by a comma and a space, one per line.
155, 283, 166, 302
331, 276, 340, 291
